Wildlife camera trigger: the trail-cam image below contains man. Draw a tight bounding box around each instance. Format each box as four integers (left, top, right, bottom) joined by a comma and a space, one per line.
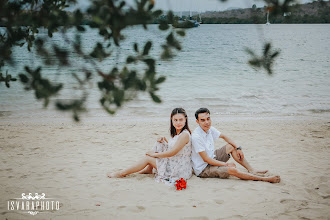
191, 108, 280, 183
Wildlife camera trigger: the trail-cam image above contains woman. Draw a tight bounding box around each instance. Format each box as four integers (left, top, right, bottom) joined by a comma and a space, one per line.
107, 108, 193, 185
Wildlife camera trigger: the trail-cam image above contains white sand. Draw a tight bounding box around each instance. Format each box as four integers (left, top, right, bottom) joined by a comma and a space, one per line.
1, 116, 330, 219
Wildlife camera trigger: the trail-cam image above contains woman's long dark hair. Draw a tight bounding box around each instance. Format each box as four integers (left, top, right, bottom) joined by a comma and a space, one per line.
170, 108, 191, 137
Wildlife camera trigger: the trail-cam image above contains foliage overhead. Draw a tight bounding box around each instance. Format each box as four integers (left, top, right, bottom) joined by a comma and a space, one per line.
0, 0, 297, 121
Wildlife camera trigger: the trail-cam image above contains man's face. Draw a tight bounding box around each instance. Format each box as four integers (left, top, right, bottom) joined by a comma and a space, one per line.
196, 112, 211, 132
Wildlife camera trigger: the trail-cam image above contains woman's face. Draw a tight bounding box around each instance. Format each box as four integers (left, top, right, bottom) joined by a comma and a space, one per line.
172, 113, 186, 131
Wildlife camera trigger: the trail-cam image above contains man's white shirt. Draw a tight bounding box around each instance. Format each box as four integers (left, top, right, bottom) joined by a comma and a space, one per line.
191, 126, 221, 176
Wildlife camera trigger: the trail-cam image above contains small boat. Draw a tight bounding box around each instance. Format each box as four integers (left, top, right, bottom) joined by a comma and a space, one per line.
172, 19, 199, 28
173, 11, 200, 28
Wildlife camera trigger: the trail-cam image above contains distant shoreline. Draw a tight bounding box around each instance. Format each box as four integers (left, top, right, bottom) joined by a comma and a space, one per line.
1, 1, 329, 27
1, 111, 329, 125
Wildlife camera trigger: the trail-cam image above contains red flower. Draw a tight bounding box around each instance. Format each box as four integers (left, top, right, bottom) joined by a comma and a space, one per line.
175, 178, 187, 190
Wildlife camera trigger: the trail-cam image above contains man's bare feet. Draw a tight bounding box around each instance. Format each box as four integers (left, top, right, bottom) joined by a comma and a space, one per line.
249, 169, 269, 174
107, 171, 125, 178
265, 175, 281, 183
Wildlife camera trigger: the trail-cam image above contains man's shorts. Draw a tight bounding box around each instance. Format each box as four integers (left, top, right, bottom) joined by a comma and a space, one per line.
198, 145, 230, 179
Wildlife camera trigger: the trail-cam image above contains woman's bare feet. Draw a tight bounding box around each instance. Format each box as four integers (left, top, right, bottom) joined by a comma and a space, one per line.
107, 171, 125, 178
264, 175, 281, 183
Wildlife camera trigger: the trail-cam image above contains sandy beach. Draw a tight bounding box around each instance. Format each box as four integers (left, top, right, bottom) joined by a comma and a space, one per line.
0, 115, 329, 219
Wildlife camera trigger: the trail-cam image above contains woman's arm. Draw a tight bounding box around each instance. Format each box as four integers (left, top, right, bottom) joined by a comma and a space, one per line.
146, 133, 189, 158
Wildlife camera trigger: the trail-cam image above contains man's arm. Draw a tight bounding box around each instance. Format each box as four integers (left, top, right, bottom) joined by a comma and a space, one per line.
199, 151, 235, 167
219, 133, 239, 148
219, 133, 244, 160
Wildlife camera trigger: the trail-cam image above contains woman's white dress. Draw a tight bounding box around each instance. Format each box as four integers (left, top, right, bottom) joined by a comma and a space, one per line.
153, 129, 192, 185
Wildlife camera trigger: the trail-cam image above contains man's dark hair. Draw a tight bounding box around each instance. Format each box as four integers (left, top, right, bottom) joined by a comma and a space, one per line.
195, 108, 210, 120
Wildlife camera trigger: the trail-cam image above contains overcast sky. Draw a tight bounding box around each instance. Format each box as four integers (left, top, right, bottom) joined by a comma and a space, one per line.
77, 0, 316, 12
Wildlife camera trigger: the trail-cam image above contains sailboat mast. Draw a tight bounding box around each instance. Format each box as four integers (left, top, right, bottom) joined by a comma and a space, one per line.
267, 11, 269, 23
266, 8, 270, 25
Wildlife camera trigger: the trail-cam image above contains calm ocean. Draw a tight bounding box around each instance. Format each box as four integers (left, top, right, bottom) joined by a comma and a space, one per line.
1, 24, 329, 121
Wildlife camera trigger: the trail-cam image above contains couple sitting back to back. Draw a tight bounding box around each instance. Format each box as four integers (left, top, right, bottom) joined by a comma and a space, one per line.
107, 108, 280, 184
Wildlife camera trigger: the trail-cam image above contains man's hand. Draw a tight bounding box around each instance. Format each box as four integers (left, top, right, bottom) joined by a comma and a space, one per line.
237, 149, 244, 161
146, 151, 158, 158
157, 137, 168, 143
225, 162, 236, 168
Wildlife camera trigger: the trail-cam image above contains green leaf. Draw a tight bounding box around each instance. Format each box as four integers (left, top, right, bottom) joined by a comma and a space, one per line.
148, 2, 154, 10
159, 21, 169, 31
167, 11, 174, 24
176, 30, 185, 37
127, 56, 136, 64
119, 1, 126, 9
155, 76, 166, 84
150, 92, 161, 103
76, 26, 85, 32
19, 74, 29, 83
143, 41, 152, 55
134, 43, 139, 52
73, 113, 80, 122
90, 43, 110, 60
114, 89, 124, 106
245, 48, 255, 56
161, 45, 173, 60
153, 10, 162, 18
264, 43, 271, 56
271, 51, 280, 58
143, 58, 155, 68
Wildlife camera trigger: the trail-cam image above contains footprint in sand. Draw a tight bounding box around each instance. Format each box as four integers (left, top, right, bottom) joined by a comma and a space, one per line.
222, 214, 243, 219
136, 206, 145, 211
117, 205, 145, 213
214, 199, 224, 205
182, 217, 208, 220
280, 199, 308, 207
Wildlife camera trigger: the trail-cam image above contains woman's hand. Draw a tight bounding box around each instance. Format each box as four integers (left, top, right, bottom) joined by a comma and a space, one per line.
146, 150, 158, 158
225, 162, 236, 168
157, 137, 168, 143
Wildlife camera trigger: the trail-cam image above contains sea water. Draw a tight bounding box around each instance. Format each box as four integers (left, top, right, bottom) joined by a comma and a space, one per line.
0, 24, 329, 121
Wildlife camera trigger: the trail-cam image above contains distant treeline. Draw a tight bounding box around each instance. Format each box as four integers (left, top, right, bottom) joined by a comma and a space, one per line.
1, 1, 329, 27
200, 13, 330, 24
200, 1, 330, 24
